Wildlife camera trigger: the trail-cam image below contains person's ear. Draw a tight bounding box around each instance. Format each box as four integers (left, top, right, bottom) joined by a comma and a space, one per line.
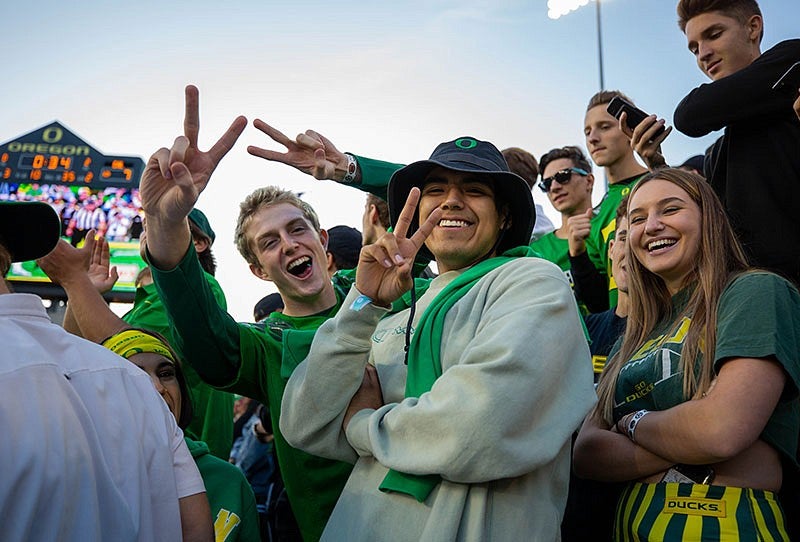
325, 252, 336, 275
502, 211, 512, 230
192, 236, 209, 254
746, 14, 763, 44
319, 228, 329, 250
586, 173, 595, 191
249, 263, 270, 282
368, 205, 380, 225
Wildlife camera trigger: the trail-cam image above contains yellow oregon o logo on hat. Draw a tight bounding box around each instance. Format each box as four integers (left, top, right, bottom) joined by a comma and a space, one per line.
455, 138, 477, 149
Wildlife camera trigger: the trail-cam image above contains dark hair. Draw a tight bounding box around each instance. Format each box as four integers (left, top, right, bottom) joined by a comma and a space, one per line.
188, 219, 217, 276
253, 292, 284, 322
616, 194, 629, 225
501, 148, 539, 190
326, 225, 362, 271
366, 194, 391, 229
586, 90, 635, 111
677, 0, 763, 42
538, 146, 592, 179
257, 403, 272, 435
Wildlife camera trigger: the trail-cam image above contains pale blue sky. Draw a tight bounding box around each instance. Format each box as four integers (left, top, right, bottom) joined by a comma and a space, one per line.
2, 0, 798, 319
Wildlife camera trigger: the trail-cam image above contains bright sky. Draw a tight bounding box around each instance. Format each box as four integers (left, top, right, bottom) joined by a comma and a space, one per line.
2, 0, 798, 321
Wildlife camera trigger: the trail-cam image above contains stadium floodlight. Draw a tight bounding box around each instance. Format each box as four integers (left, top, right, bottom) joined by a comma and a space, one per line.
547, 0, 592, 20
547, 0, 605, 90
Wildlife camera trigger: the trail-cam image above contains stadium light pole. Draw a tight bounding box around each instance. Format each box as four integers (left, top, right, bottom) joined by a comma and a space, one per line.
548, 0, 605, 90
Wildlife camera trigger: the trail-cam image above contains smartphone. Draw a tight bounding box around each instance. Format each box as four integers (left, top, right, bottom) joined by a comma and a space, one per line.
772, 61, 800, 91
606, 96, 666, 138
660, 464, 715, 485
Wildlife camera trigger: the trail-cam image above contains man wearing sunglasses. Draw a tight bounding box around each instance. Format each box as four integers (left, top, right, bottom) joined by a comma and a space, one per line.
530, 146, 600, 310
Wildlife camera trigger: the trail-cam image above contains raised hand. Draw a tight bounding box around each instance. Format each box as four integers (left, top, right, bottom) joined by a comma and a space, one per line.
355, 188, 442, 306
140, 85, 247, 225
87, 235, 119, 294
37, 235, 95, 288
619, 112, 671, 171
567, 208, 593, 257
247, 120, 349, 181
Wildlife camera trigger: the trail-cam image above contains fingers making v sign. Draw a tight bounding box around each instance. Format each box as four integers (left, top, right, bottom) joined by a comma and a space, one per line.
355, 187, 442, 306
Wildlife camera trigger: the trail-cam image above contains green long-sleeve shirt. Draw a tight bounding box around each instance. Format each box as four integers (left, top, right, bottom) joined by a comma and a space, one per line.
151, 244, 355, 542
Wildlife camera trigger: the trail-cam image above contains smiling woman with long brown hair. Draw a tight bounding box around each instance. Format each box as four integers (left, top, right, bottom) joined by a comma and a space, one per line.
574, 168, 800, 541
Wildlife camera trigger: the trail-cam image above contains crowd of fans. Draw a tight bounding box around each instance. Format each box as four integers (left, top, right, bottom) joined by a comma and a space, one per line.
1, 1, 799, 541
0, 182, 144, 243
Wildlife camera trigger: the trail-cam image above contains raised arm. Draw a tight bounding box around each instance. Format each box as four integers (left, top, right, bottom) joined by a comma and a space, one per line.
283, 257, 596, 482
141, 85, 246, 270
37, 238, 128, 343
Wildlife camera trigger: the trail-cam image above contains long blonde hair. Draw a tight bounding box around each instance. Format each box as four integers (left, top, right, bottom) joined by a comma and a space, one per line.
595, 169, 749, 424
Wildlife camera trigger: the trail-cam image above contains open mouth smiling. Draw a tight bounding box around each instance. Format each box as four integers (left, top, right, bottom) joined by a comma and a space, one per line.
439, 219, 472, 228
287, 255, 313, 277
647, 238, 677, 252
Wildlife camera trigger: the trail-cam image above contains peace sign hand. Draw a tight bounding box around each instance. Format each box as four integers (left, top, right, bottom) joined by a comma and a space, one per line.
140, 85, 247, 226
247, 120, 349, 181
355, 187, 442, 306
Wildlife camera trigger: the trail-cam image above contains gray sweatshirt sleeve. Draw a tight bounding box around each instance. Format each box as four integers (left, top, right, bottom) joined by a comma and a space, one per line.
280, 287, 389, 463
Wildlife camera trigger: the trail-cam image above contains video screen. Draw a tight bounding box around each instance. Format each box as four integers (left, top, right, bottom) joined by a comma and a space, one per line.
1, 181, 146, 297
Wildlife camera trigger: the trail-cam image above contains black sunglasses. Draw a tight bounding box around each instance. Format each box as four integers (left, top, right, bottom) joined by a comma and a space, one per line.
538, 167, 589, 193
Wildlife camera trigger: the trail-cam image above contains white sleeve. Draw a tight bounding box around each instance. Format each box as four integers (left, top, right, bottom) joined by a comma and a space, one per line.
344, 261, 597, 483
168, 418, 206, 498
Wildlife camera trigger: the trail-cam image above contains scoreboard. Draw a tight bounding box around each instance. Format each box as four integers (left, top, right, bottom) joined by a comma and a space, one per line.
0, 121, 145, 188
0, 122, 147, 302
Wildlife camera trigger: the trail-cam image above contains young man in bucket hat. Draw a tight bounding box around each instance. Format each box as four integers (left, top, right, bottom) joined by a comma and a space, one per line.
279, 137, 595, 541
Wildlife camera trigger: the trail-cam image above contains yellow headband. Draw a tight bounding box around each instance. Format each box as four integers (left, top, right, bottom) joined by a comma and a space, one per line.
102, 329, 176, 364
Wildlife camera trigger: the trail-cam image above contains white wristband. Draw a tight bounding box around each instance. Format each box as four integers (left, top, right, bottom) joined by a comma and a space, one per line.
627, 409, 649, 443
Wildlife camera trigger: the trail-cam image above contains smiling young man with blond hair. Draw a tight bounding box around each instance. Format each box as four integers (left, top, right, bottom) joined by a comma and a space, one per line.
140, 86, 370, 541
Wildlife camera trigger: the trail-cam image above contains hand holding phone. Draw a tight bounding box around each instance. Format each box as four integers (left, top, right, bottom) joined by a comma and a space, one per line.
606, 96, 666, 138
